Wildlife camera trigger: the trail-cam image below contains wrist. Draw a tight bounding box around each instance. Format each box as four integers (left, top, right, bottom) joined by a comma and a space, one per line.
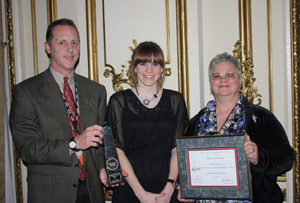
135, 188, 147, 200
165, 179, 179, 189
69, 137, 78, 151
165, 182, 175, 193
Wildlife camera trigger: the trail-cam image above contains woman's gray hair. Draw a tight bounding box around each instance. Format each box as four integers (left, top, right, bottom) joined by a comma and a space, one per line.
208, 52, 241, 78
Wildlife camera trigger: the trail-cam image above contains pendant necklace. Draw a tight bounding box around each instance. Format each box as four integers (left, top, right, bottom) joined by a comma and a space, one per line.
135, 86, 159, 106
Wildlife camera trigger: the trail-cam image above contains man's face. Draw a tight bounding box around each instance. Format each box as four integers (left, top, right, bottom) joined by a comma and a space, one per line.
44, 25, 80, 76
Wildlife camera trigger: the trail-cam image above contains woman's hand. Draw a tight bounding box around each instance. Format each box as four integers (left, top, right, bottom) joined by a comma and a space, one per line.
154, 182, 174, 203
99, 168, 128, 187
137, 190, 165, 203
244, 135, 259, 165
177, 185, 195, 202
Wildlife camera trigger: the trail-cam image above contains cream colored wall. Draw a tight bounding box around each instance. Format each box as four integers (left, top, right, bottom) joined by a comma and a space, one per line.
188, 0, 240, 117
10, 0, 293, 202
20, 0, 180, 97
98, 0, 179, 97
56, 0, 89, 78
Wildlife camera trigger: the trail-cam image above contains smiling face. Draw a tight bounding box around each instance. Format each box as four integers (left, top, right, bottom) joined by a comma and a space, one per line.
210, 61, 242, 99
135, 59, 163, 87
44, 25, 80, 76
130, 41, 165, 87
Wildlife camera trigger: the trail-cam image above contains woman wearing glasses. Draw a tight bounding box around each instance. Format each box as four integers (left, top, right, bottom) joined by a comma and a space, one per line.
181, 52, 294, 203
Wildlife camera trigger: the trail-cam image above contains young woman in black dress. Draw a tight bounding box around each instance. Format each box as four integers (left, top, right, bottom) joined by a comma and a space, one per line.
106, 41, 188, 203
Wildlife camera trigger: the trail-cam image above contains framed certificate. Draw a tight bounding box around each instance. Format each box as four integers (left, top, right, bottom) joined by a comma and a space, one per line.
176, 133, 252, 200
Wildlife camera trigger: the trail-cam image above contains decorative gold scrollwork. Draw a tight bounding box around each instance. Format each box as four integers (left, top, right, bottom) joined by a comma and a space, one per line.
234, 0, 262, 106
104, 187, 113, 200
240, 57, 262, 106
104, 40, 172, 92
233, 40, 241, 59
234, 40, 262, 105
104, 65, 134, 92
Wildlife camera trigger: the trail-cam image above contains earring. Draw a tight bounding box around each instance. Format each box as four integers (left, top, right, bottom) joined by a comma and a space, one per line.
159, 75, 163, 83
134, 74, 138, 83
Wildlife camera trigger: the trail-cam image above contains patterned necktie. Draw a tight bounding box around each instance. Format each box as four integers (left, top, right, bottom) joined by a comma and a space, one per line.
63, 77, 86, 181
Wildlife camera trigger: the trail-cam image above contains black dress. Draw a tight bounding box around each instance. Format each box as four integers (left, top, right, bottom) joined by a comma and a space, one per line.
106, 89, 188, 203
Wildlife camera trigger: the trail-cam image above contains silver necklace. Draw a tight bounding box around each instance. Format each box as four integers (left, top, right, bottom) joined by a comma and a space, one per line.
135, 86, 159, 106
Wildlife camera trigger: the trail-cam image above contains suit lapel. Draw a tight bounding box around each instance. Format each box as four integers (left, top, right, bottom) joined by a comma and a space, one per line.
42, 69, 72, 139
75, 74, 92, 132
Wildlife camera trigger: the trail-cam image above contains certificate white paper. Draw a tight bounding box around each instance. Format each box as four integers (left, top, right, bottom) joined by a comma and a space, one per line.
187, 147, 239, 188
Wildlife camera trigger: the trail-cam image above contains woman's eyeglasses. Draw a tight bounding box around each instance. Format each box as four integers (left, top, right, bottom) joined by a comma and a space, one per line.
211, 72, 238, 80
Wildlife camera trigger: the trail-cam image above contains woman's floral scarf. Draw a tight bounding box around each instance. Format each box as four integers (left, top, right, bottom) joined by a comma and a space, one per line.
198, 95, 246, 136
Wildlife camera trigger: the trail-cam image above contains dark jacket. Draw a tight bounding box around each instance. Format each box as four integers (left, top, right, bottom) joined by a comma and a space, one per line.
9, 68, 106, 203
186, 98, 294, 203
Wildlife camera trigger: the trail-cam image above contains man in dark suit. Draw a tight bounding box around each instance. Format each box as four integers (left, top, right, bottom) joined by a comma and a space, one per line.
10, 18, 108, 203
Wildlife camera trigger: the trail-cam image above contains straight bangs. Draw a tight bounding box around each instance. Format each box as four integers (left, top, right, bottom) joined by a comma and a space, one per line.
129, 41, 166, 87
132, 46, 164, 68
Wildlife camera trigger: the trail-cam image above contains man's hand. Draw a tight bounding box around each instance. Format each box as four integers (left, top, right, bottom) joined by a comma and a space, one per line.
75, 125, 104, 150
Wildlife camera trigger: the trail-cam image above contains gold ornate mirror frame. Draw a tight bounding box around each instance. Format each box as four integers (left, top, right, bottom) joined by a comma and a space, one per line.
4, 0, 23, 202
291, 0, 300, 201
3, 0, 300, 202
0, 0, 5, 202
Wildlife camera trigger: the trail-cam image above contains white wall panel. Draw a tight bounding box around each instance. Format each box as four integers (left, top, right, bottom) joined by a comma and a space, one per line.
271, 0, 286, 128
101, 0, 179, 98
188, 0, 239, 117
252, 0, 269, 108
56, 0, 89, 78
187, 0, 202, 117
15, 0, 33, 81
35, 1, 48, 74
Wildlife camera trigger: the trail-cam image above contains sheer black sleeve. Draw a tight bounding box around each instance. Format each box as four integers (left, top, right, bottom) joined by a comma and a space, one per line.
105, 92, 126, 150
170, 91, 189, 147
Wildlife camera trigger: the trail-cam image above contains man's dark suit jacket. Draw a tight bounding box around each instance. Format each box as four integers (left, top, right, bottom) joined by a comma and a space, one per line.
9, 68, 106, 203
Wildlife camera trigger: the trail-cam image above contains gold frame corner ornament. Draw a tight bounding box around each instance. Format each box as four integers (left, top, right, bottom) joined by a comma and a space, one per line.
103, 64, 134, 92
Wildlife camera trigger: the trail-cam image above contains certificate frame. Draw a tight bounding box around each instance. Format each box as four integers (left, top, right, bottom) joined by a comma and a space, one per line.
176, 133, 252, 200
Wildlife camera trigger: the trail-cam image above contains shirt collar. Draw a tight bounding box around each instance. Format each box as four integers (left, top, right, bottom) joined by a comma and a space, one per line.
50, 66, 75, 87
